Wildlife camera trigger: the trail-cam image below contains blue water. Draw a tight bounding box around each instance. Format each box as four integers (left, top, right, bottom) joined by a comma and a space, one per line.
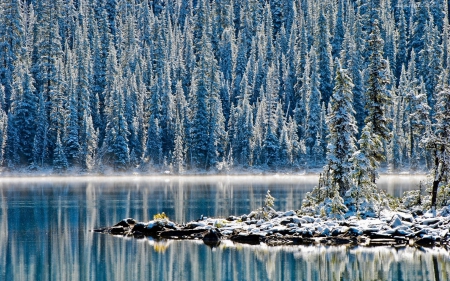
2, 175, 448, 281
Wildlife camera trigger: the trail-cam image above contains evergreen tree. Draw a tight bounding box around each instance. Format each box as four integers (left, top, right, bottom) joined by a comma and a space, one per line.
422, 71, 450, 213
6, 52, 37, 167
102, 43, 130, 170
0, 116, 7, 167
305, 49, 322, 165
326, 59, 357, 196
409, 78, 431, 170
363, 19, 392, 183
315, 11, 333, 106
53, 131, 68, 173
232, 73, 253, 167
0, 0, 24, 111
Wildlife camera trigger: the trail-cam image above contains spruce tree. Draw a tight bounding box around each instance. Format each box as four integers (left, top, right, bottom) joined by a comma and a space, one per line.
363, 19, 392, 183
326, 59, 357, 196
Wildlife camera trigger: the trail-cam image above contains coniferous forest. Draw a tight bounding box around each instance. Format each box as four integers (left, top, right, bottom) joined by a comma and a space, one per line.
0, 0, 449, 176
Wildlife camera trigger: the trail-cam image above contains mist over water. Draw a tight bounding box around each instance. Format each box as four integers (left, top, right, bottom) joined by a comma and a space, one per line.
2, 175, 445, 281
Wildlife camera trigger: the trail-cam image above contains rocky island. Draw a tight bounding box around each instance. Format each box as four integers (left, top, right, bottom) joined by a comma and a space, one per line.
93, 207, 450, 249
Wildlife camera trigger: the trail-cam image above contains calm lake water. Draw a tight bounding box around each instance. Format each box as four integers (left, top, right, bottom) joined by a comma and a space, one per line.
1, 175, 449, 281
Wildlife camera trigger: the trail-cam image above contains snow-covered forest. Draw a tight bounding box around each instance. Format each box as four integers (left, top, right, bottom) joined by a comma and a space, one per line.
0, 0, 449, 175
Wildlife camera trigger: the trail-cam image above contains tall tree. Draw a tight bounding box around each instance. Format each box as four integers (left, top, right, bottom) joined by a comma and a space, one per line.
326, 59, 357, 196
0, 0, 24, 111
363, 19, 392, 183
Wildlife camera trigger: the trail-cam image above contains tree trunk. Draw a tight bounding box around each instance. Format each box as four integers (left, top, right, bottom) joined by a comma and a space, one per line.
431, 160, 443, 217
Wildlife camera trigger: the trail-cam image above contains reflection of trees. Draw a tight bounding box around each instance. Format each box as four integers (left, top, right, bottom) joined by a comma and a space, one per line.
1, 176, 443, 281
0, 190, 7, 278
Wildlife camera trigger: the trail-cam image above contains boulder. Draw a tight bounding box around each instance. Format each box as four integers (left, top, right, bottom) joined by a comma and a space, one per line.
390, 215, 403, 228
203, 229, 222, 247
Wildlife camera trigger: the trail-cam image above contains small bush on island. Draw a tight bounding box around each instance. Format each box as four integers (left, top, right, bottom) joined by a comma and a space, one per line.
153, 212, 169, 220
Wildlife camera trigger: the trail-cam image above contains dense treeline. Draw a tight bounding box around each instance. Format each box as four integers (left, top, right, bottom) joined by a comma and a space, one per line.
0, 0, 449, 175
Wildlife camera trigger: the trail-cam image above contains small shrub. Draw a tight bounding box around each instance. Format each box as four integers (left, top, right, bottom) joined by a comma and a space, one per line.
153, 212, 168, 220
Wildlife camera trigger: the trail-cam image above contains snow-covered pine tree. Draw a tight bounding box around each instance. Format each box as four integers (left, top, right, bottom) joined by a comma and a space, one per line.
102, 43, 130, 170
410, 1, 429, 81
315, 10, 333, 107
53, 131, 68, 173
5, 51, 37, 167
348, 124, 381, 217
326, 59, 357, 196
409, 78, 431, 170
0, 0, 24, 112
232, 73, 253, 167
32, 92, 49, 169
363, 19, 392, 183
0, 110, 7, 167
189, 15, 221, 170
305, 49, 322, 166
422, 71, 450, 213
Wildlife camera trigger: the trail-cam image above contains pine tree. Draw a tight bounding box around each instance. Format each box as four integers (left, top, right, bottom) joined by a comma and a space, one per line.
326, 59, 357, 196
348, 126, 380, 217
315, 11, 333, 106
0, 117, 7, 168
0, 0, 24, 111
6, 51, 37, 167
189, 18, 221, 170
232, 73, 253, 167
102, 43, 130, 170
53, 131, 68, 173
422, 71, 450, 214
305, 49, 322, 165
363, 19, 392, 183
32, 93, 49, 169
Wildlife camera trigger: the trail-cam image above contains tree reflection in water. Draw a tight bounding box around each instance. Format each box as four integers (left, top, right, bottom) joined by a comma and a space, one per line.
1, 175, 442, 281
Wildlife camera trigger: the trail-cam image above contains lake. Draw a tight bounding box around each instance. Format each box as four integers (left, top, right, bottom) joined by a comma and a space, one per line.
1, 175, 449, 281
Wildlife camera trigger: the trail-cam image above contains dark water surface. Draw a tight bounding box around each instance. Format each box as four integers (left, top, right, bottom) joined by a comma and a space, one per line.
1, 175, 448, 281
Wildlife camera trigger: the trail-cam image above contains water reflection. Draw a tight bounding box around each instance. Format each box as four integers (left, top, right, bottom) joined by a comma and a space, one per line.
0, 175, 437, 281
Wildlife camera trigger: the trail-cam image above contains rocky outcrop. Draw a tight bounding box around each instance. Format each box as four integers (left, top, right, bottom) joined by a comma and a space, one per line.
93, 209, 450, 249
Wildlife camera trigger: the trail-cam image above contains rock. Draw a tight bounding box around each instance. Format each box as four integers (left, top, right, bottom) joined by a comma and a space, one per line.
415, 236, 435, 246
226, 216, 238, 221
320, 227, 331, 237
146, 221, 165, 233
302, 216, 315, 223
230, 233, 262, 245
256, 219, 264, 227
283, 210, 296, 217
363, 227, 380, 235
280, 218, 293, 225
390, 215, 403, 228
109, 226, 125, 234
114, 219, 131, 228
348, 227, 363, 236
411, 208, 424, 217
186, 221, 207, 229
421, 218, 441, 226
132, 222, 148, 233
331, 228, 341, 236
203, 229, 222, 247
397, 212, 414, 223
